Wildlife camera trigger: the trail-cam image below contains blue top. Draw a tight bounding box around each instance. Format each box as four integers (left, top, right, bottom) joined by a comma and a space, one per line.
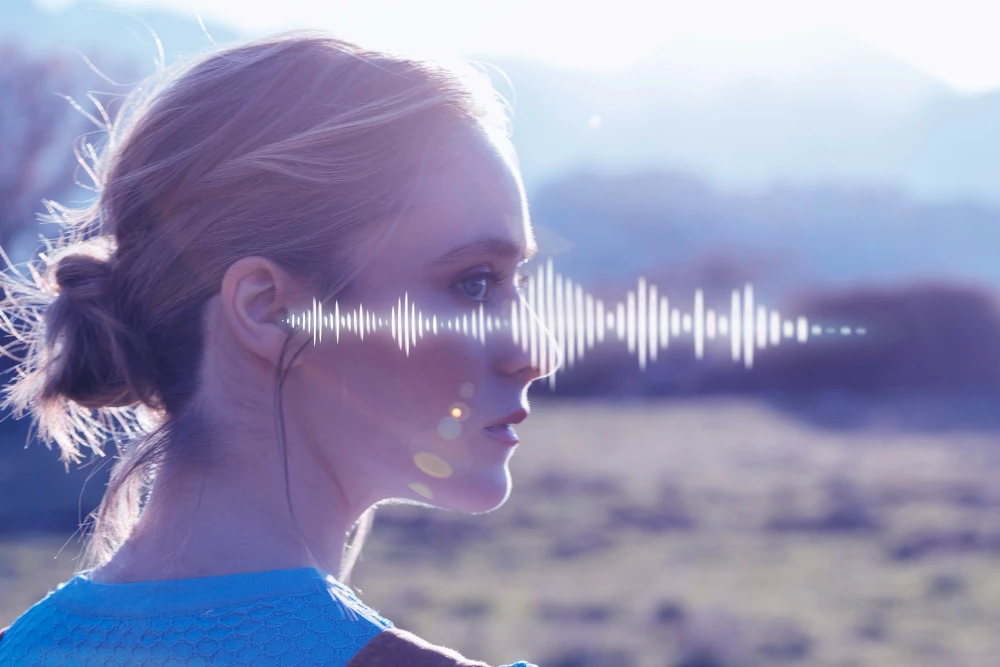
0, 567, 535, 666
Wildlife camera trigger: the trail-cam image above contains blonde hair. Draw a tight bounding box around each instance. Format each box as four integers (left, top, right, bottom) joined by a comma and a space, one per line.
0, 29, 515, 584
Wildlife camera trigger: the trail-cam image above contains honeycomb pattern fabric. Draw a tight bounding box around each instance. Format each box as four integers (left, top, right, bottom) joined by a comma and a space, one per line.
0, 567, 537, 667
0, 567, 392, 666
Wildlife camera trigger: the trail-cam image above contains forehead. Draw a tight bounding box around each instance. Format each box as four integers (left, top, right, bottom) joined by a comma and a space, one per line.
355, 132, 531, 286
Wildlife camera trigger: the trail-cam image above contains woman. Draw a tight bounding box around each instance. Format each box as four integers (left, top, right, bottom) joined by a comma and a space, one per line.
0, 29, 557, 666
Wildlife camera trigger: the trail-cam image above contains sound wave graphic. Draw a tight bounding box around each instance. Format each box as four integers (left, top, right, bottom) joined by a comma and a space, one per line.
285, 258, 866, 388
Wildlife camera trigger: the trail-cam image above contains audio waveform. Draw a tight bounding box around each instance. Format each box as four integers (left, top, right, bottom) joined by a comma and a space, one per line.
285, 258, 866, 389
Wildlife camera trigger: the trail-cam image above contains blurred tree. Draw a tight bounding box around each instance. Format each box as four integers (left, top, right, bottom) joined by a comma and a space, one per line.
0, 40, 133, 264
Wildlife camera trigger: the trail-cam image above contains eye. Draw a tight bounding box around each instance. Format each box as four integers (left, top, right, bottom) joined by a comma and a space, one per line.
456, 270, 530, 306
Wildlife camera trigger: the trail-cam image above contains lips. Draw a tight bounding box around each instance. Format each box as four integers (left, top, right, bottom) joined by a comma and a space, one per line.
483, 423, 519, 445
485, 408, 528, 429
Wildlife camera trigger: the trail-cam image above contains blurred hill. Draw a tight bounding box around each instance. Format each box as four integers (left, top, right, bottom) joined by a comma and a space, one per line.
529, 169, 1000, 296
2, 0, 240, 69
7, 1, 1000, 204
614, 33, 946, 110
473, 34, 1000, 205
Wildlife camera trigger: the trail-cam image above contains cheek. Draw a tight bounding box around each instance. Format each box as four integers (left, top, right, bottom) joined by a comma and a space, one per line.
306, 330, 490, 431
293, 324, 506, 497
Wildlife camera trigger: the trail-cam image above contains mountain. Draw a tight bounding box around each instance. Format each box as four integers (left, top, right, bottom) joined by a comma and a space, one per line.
7, 1, 1000, 206
528, 168, 1000, 299
467, 36, 1000, 205
1, 0, 243, 76
613, 33, 947, 112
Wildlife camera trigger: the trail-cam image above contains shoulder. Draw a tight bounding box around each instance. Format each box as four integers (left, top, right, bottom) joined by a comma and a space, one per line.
0, 570, 392, 666
344, 627, 537, 667
0, 589, 66, 663
346, 627, 492, 667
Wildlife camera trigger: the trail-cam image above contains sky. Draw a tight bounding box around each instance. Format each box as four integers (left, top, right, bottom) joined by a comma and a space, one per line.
35, 0, 1000, 93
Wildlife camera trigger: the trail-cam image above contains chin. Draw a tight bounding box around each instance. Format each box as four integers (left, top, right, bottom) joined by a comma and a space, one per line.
438, 467, 512, 515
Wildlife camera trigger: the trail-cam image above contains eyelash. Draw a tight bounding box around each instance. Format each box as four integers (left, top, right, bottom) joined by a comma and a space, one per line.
457, 269, 530, 306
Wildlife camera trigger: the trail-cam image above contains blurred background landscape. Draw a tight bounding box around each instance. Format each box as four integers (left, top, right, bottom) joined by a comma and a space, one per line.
1, 1, 999, 665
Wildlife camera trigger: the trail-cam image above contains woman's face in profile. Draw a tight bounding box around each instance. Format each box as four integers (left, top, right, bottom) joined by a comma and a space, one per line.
288, 128, 552, 514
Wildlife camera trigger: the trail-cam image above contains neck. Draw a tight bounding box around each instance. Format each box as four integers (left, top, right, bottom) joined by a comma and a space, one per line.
88, 444, 357, 585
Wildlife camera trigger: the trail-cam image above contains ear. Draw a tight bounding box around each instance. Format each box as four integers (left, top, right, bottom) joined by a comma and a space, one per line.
219, 256, 310, 369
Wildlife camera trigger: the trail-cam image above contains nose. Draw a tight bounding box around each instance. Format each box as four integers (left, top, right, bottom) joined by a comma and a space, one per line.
494, 294, 563, 384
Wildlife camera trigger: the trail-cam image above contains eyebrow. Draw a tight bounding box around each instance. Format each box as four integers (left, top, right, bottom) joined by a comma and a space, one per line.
426, 236, 538, 268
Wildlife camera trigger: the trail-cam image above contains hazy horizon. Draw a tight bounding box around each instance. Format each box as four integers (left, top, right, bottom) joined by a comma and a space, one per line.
26, 0, 1000, 94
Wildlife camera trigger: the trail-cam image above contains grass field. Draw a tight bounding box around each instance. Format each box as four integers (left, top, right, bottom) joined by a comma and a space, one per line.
3, 397, 999, 667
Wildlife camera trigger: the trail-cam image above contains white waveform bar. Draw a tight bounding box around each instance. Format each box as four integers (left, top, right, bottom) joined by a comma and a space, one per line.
286, 258, 867, 389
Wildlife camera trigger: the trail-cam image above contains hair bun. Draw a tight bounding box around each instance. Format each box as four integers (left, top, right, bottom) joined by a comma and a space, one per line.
44, 252, 157, 410
55, 253, 114, 301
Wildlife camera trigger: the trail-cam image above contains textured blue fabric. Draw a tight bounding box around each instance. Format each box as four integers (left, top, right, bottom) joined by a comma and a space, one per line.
0, 567, 536, 666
